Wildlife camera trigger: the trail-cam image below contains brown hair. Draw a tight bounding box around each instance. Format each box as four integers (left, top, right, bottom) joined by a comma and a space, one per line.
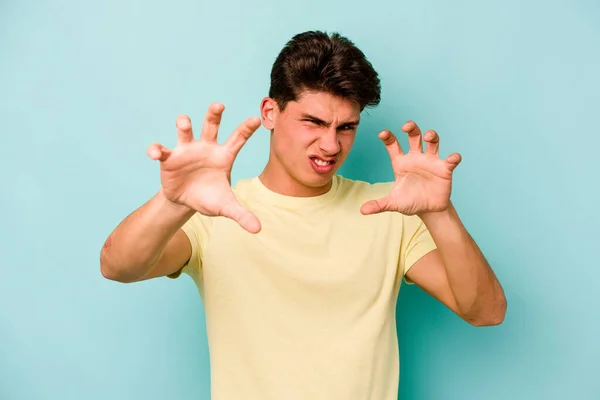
268, 31, 381, 112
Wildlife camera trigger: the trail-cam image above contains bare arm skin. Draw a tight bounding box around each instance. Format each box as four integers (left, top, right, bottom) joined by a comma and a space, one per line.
406, 203, 507, 326
100, 103, 261, 283
362, 120, 506, 326
100, 190, 194, 283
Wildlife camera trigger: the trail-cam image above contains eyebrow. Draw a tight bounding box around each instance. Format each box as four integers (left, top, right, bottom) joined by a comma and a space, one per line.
299, 113, 360, 128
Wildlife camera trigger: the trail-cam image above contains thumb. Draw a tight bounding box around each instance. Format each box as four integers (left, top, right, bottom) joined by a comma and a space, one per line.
221, 201, 262, 234
147, 142, 172, 162
360, 197, 389, 215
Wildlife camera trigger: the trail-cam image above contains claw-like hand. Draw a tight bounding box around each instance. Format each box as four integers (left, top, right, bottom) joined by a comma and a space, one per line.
361, 121, 462, 217
148, 103, 262, 233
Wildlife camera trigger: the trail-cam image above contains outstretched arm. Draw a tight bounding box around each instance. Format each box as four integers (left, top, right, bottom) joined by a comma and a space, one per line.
406, 202, 506, 326
362, 120, 506, 326
100, 190, 194, 283
100, 103, 262, 283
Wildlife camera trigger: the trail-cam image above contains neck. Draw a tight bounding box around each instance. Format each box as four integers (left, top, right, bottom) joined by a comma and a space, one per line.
259, 159, 332, 197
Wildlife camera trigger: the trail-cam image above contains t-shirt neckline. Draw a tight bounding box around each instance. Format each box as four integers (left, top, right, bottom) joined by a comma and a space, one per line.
250, 175, 340, 207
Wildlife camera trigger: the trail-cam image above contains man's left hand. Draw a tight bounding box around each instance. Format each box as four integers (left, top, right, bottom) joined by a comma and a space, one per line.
361, 121, 462, 217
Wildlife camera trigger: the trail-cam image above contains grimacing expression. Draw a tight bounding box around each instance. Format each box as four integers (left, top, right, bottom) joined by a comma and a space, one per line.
261, 91, 361, 189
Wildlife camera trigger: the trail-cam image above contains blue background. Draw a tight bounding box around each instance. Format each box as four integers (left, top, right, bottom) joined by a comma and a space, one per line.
1, 0, 599, 399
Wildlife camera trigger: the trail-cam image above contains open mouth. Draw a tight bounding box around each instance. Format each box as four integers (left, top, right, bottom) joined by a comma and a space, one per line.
310, 157, 336, 174
313, 158, 332, 167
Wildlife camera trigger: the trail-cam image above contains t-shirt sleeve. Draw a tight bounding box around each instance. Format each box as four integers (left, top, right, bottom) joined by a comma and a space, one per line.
399, 214, 438, 284
167, 212, 212, 282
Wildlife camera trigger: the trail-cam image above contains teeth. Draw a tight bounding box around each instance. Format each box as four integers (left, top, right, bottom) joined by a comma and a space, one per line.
314, 159, 331, 166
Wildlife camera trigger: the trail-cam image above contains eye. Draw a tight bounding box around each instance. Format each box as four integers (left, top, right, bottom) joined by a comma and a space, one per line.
302, 118, 322, 126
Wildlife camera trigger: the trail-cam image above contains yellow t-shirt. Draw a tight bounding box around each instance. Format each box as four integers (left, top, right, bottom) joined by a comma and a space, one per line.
170, 174, 437, 400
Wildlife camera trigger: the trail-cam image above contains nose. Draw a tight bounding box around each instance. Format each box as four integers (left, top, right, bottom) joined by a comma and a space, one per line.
318, 128, 340, 155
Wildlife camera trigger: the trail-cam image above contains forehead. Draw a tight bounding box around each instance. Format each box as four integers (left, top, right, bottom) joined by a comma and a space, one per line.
284, 90, 361, 121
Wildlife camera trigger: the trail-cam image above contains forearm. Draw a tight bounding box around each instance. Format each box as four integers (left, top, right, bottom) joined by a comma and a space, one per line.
100, 189, 195, 281
420, 202, 506, 325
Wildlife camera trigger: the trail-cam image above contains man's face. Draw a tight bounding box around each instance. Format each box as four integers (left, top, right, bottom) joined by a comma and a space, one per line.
261, 90, 361, 194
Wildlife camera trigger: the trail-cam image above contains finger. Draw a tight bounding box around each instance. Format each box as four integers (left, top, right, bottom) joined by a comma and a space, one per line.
221, 202, 262, 234
176, 115, 194, 144
147, 142, 172, 162
424, 130, 439, 156
445, 152, 462, 171
378, 130, 404, 160
201, 102, 225, 142
224, 117, 262, 156
401, 120, 423, 152
360, 197, 390, 215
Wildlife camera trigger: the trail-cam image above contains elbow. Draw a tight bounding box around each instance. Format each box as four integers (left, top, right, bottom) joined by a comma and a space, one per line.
100, 249, 135, 283
467, 296, 508, 327
469, 313, 505, 327
99, 237, 119, 281
100, 262, 119, 282
100, 252, 120, 282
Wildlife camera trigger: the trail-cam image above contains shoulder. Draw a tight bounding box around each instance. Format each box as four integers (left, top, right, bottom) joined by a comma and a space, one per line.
335, 175, 421, 226
229, 177, 260, 208
183, 211, 215, 238
231, 177, 256, 198
335, 175, 394, 201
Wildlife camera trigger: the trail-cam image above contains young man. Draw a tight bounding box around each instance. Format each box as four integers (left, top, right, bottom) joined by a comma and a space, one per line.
100, 31, 506, 400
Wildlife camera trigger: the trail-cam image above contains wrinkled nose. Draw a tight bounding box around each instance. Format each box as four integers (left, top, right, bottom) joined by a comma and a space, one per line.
318, 129, 340, 155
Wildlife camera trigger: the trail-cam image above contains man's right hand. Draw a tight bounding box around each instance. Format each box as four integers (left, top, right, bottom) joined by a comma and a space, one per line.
146, 102, 262, 234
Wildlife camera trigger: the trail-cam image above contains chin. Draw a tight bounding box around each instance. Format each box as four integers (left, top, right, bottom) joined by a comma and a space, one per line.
298, 171, 337, 188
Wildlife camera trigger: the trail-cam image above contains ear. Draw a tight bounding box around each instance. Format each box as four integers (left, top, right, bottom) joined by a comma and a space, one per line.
260, 97, 277, 130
